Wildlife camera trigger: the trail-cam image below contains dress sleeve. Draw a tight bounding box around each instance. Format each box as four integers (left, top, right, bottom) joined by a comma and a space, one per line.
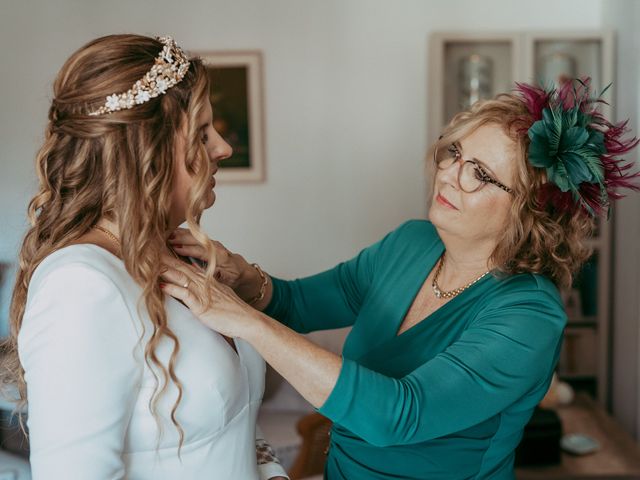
318, 286, 566, 447
255, 424, 289, 480
18, 263, 142, 479
264, 227, 400, 333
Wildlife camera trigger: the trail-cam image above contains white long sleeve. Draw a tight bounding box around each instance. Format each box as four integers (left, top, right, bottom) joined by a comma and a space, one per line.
19, 261, 142, 480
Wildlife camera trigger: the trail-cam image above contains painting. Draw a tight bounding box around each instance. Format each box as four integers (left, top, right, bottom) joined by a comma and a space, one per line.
198, 51, 265, 182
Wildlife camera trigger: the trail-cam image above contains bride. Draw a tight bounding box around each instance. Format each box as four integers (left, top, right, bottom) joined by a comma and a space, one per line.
0, 34, 287, 480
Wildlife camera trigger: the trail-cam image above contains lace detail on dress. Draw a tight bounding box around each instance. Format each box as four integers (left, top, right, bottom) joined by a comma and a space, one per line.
256, 438, 281, 465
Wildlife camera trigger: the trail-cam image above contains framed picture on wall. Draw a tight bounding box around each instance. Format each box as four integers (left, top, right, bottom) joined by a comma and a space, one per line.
197, 51, 265, 183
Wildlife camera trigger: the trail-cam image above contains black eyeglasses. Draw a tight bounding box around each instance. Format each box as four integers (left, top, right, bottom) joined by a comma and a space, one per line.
433, 141, 514, 195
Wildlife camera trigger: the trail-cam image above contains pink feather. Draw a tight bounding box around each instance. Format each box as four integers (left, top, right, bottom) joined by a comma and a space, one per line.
516, 78, 640, 217
514, 82, 549, 121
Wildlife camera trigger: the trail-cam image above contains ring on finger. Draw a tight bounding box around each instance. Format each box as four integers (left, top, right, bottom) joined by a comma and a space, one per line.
183, 279, 190, 289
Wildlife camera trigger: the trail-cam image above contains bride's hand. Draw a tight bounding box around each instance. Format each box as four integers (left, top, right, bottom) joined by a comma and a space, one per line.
168, 228, 253, 292
160, 255, 261, 339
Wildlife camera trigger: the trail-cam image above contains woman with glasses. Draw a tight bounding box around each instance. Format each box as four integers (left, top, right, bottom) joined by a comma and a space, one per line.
160, 79, 639, 479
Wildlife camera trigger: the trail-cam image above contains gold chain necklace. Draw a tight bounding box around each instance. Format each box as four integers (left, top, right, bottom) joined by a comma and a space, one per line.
93, 224, 183, 261
431, 252, 490, 299
93, 225, 121, 248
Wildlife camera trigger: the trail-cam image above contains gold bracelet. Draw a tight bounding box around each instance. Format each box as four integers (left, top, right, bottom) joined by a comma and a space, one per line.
248, 263, 268, 305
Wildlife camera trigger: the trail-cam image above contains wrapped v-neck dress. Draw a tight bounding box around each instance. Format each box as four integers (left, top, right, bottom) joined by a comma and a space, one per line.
265, 220, 566, 480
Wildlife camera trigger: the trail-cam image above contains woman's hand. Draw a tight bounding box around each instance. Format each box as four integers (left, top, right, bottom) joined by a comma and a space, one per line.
168, 228, 247, 288
161, 254, 341, 409
160, 254, 262, 339
168, 228, 268, 304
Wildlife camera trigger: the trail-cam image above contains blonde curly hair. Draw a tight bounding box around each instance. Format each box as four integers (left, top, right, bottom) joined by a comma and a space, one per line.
0, 34, 217, 446
433, 93, 594, 289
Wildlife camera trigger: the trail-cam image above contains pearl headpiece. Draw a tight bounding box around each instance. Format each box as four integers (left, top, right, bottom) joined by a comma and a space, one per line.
88, 36, 190, 116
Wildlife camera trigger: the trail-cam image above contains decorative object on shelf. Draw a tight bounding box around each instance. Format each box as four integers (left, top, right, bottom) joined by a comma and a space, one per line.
540, 373, 575, 409
197, 51, 265, 183
435, 36, 514, 128
458, 54, 493, 110
560, 433, 600, 456
534, 39, 604, 96
540, 52, 576, 87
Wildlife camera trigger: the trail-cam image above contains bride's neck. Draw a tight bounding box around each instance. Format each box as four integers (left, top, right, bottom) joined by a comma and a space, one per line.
95, 218, 119, 236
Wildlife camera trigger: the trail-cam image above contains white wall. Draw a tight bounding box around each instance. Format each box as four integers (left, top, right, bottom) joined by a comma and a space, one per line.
0, 0, 604, 337
603, 0, 640, 440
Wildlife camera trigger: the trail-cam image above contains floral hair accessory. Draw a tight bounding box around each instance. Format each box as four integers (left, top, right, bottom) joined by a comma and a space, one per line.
516, 78, 640, 217
88, 36, 190, 116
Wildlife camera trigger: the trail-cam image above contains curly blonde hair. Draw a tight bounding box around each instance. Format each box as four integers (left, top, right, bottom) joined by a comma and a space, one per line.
434, 93, 594, 289
0, 34, 217, 445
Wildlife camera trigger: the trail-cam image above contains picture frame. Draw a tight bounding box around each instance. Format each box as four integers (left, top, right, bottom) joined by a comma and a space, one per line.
197, 51, 266, 183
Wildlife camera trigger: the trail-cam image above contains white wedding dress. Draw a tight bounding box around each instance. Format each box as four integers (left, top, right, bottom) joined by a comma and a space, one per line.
18, 244, 287, 480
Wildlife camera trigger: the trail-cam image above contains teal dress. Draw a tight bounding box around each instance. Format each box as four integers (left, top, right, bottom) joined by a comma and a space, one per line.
265, 220, 566, 479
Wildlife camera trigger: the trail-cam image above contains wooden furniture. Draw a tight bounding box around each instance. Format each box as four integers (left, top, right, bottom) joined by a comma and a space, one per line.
288, 412, 331, 480
429, 30, 615, 405
517, 393, 640, 479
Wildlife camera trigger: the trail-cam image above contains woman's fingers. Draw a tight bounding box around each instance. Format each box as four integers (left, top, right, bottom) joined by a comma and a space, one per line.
160, 264, 193, 290
159, 257, 257, 339
160, 256, 210, 310
171, 243, 206, 259
160, 281, 201, 311
161, 254, 202, 284
168, 228, 200, 246
168, 230, 230, 266
168, 228, 208, 261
